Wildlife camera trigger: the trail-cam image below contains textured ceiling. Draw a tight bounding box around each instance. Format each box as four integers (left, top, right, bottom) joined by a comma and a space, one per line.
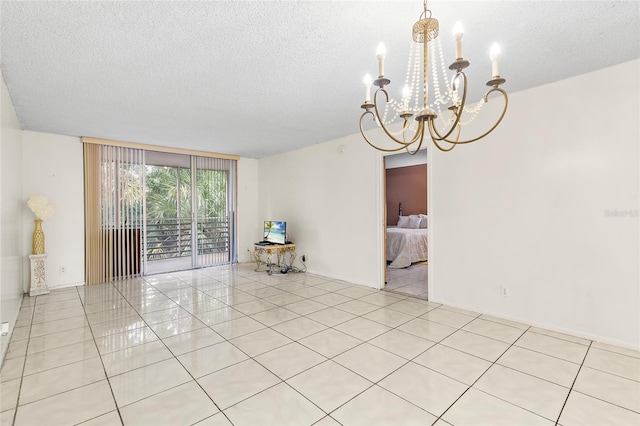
1, 1, 638, 158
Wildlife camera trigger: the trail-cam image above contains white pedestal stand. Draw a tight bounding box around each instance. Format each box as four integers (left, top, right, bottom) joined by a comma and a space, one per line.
29, 254, 50, 296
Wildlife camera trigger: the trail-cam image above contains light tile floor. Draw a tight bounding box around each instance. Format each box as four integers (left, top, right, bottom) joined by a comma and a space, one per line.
386, 263, 428, 299
2, 263, 639, 426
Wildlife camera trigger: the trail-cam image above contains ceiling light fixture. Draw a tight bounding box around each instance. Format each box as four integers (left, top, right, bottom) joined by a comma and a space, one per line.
359, 0, 508, 154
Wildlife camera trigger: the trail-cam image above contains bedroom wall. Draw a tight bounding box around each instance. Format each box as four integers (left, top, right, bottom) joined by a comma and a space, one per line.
430, 59, 640, 348
1, 71, 25, 362
257, 136, 384, 288
386, 164, 427, 225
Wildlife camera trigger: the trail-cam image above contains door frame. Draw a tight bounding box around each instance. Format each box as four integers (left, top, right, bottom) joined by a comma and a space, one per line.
378, 149, 432, 300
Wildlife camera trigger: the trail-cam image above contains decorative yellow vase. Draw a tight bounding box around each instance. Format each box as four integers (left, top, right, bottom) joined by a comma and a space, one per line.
32, 219, 45, 255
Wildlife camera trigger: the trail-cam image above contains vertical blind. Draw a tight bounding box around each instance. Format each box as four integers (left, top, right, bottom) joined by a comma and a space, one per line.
83, 138, 238, 285
84, 143, 144, 285
194, 155, 236, 267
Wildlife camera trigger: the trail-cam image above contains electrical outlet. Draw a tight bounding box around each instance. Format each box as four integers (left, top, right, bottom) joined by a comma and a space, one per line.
60, 267, 66, 273
500, 286, 508, 297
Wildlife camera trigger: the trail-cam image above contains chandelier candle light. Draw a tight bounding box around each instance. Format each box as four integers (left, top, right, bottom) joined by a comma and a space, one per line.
359, 0, 508, 153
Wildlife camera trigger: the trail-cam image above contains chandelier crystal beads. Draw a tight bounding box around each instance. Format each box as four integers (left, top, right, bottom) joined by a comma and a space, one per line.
359, 0, 509, 154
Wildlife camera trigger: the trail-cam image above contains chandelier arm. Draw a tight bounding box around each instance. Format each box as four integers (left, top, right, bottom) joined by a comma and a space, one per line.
373, 88, 423, 146
359, 111, 417, 153
404, 122, 426, 155
428, 120, 457, 151
432, 138, 456, 152
358, 3, 509, 154
429, 72, 468, 141
436, 87, 508, 145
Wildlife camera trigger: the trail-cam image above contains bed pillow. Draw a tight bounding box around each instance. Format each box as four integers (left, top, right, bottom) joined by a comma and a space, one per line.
407, 215, 422, 229
419, 214, 428, 228
397, 216, 410, 228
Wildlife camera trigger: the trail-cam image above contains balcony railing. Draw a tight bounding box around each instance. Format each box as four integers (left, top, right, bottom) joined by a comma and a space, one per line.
145, 217, 229, 261
197, 217, 230, 255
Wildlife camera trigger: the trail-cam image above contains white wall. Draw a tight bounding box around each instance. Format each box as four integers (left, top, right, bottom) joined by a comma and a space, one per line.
258, 136, 384, 287
385, 149, 427, 169
5, 60, 638, 350
20, 134, 258, 275
430, 59, 639, 349
1, 71, 24, 361
21, 132, 85, 290
237, 157, 259, 263
256, 60, 639, 348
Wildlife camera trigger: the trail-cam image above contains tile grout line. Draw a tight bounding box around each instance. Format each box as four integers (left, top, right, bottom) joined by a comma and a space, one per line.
80, 282, 127, 426
175, 276, 421, 422
430, 324, 536, 425
135, 271, 357, 422
6, 270, 464, 422
300, 294, 489, 422
8, 265, 638, 426
297, 298, 458, 422
9, 294, 38, 426
126, 275, 234, 425
554, 341, 593, 426
7, 288, 116, 425
178, 270, 356, 423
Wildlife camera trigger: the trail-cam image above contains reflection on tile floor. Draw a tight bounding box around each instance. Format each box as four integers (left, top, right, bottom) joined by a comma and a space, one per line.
2, 263, 639, 425
386, 262, 428, 299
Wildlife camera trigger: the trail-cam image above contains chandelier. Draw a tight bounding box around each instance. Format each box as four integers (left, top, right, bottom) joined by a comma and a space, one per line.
359, 0, 508, 153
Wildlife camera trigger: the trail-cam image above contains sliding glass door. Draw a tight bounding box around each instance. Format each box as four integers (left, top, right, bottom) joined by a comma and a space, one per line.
194, 156, 235, 268
83, 140, 237, 285
144, 152, 235, 275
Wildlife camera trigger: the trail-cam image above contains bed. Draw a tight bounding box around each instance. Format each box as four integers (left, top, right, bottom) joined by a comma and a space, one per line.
386, 214, 428, 269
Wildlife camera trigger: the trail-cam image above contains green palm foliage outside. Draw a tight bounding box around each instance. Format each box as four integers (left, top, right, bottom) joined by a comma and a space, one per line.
100, 154, 231, 264
145, 166, 228, 259
100, 162, 144, 227
195, 168, 229, 256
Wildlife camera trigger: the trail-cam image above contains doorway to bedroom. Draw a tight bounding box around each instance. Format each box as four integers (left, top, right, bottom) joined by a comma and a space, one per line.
383, 150, 428, 299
